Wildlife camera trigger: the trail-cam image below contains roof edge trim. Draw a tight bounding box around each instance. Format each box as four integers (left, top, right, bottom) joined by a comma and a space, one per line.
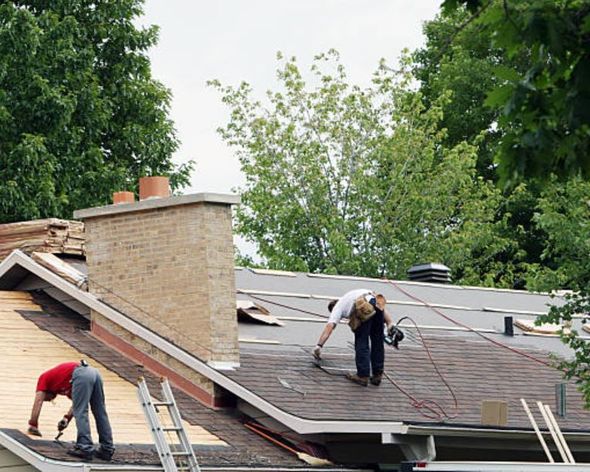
406, 424, 590, 439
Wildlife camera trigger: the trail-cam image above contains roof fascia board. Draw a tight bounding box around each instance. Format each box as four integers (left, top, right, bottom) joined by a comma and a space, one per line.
414, 462, 590, 471
0, 251, 404, 435
203, 468, 371, 472
405, 424, 590, 440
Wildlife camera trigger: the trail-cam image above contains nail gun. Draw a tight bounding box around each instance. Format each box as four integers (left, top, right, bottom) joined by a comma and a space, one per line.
384, 325, 405, 349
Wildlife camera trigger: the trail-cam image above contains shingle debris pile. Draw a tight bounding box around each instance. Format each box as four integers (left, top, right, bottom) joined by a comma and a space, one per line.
0, 219, 85, 260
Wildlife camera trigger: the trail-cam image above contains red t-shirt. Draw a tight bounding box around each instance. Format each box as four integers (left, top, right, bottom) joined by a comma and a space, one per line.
36, 362, 78, 398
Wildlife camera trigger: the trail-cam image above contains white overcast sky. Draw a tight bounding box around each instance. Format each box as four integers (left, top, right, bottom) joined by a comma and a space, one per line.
139, 1, 442, 195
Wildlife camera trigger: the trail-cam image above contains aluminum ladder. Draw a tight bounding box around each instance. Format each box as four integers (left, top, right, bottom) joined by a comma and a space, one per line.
137, 377, 201, 472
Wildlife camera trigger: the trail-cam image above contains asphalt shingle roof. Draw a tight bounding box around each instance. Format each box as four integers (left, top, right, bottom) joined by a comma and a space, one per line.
226, 339, 590, 430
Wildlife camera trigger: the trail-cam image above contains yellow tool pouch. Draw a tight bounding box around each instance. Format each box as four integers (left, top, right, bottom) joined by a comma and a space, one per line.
348, 296, 376, 332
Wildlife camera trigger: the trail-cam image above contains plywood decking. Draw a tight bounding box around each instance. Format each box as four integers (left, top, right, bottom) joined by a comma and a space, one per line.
0, 291, 224, 446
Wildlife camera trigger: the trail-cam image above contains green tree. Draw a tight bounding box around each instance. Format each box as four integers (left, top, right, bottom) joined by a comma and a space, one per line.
0, 1, 193, 222
414, 6, 548, 289
442, 0, 590, 186
413, 7, 504, 180
212, 51, 507, 282
533, 177, 590, 405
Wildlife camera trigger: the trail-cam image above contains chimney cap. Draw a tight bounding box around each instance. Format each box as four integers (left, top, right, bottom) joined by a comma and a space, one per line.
74, 192, 240, 220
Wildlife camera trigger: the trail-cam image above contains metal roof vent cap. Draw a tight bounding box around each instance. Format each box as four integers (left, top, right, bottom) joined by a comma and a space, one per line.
407, 262, 452, 284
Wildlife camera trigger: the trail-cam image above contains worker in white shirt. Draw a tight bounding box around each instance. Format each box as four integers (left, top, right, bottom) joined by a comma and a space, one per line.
313, 288, 394, 386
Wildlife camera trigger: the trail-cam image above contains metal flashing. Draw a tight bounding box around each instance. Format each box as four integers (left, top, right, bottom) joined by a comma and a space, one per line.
306, 273, 387, 283
483, 307, 548, 316
237, 289, 311, 299
249, 268, 297, 277
305, 271, 561, 298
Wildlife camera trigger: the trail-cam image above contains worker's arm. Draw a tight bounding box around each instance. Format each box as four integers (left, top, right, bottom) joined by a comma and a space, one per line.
28, 391, 46, 436
313, 322, 336, 359
384, 310, 394, 330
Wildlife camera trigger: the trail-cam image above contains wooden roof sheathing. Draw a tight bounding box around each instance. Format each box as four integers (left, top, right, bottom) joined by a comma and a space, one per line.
0, 291, 223, 446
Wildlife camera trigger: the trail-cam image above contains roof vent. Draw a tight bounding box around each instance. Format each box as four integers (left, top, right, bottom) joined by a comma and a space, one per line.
407, 263, 451, 284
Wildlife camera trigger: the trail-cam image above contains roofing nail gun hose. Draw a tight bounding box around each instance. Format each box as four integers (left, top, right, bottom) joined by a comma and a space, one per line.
242, 288, 460, 420
388, 280, 552, 368
384, 315, 459, 421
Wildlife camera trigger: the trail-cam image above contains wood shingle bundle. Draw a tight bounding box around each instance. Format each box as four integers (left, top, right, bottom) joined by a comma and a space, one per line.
0, 218, 85, 260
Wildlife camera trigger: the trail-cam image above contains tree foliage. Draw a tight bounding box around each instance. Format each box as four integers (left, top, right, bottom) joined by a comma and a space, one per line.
0, 1, 193, 222
442, 0, 590, 186
443, 0, 590, 406
413, 6, 552, 289
213, 52, 506, 281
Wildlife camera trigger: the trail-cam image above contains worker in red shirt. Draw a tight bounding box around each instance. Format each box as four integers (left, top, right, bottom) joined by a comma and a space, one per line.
28, 360, 114, 461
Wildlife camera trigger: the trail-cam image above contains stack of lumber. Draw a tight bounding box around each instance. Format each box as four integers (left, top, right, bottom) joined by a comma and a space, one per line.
0, 218, 85, 260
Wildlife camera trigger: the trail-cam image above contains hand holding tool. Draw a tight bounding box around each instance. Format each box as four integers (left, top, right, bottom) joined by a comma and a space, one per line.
57, 416, 70, 431
312, 345, 322, 360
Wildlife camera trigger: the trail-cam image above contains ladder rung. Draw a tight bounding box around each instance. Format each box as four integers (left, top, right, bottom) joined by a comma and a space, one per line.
153, 401, 173, 407
138, 378, 200, 471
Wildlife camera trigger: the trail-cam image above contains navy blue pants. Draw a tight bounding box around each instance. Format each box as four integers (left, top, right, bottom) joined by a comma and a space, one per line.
354, 308, 385, 378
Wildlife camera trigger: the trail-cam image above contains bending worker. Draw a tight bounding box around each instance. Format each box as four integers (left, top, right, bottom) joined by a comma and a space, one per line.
313, 288, 394, 386
28, 360, 114, 461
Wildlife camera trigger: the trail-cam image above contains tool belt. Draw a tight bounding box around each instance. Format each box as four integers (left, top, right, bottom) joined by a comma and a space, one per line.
348, 296, 376, 332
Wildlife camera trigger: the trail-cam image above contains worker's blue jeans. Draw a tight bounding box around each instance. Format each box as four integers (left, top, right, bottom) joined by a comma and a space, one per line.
72, 365, 114, 454
354, 308, 385, 378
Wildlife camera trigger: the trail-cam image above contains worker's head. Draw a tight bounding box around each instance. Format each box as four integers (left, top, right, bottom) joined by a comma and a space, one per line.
375, 294, 387, 311
327, 299, 338, 312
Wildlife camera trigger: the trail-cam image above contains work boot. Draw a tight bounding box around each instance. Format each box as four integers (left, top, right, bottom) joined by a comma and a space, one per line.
67, 447, 93, 461
370, 373, 383, 386
94, 448, 114, 461
346, 372, 369, 387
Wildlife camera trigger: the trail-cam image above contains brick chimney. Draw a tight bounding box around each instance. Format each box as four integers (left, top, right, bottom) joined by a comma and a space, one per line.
74, 182, 240, 379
